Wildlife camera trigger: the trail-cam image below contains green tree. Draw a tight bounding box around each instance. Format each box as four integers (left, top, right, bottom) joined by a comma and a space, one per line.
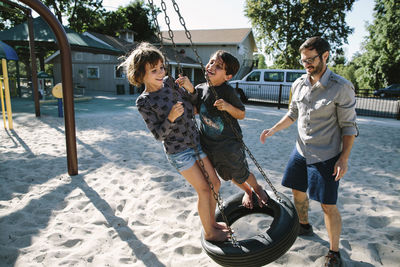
87, 1, 157, 42
355, 0, 400, 89
245, 0, 355, 68
254, 53, 268, 69
0, 2, 27, 31
329, 62, 359, 90
67, 1, 106, 32
42, 0, 104, 29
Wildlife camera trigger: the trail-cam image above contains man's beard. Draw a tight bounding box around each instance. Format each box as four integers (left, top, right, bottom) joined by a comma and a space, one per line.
309, 59, 324, 76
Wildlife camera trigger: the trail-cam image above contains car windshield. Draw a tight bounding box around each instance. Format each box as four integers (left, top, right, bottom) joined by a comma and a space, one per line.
246, 71, 260, 82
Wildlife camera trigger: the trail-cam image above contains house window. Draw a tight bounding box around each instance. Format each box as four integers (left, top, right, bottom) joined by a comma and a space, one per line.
126, 32, 134, 42
114, 65, 125, 79
75, 52, 83, 60
87, 66, 100, 79
103, 54, 110, 60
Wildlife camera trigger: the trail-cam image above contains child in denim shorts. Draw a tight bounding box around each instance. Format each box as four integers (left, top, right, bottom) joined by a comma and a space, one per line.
121, 42, 229, 242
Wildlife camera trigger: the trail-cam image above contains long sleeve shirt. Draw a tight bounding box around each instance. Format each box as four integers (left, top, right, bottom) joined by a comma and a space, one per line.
287, 68, 357, 164
136, 83, 199, 154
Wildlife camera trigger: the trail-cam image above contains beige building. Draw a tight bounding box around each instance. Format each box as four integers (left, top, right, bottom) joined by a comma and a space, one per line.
160, 28, 258, 82
46, 28, 258, 93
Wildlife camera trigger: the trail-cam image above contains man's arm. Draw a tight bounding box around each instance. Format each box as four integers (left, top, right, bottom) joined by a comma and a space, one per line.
260, 114, 295, 144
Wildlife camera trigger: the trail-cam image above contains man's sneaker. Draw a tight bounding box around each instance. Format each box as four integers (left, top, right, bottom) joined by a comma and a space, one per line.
324, 251, 342, 267
298, 223, 314, 236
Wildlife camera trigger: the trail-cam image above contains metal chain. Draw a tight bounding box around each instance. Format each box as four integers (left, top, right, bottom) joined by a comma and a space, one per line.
167, 0, 239, 246
148, 0, 169, 68
160, 0, 183, 75
171, 0, 281, 202
148, 0, 238, 246
193, 145, 238, 246
170, 0, 205, 70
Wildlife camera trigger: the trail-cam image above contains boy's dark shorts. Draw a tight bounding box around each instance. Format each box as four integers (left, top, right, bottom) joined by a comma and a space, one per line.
282, 147, 341, 205
201, 138, 249, 184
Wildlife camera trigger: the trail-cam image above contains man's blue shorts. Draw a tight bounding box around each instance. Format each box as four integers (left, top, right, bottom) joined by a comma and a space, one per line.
282, 147, 341, 205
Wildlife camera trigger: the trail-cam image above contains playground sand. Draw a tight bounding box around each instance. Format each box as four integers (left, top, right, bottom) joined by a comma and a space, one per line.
0, 93, 399, 267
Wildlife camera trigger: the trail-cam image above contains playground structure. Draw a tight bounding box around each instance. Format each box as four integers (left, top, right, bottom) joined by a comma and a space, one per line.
0, 58, 13, 129
1, 0, 78, 175
0, 40, 18, 129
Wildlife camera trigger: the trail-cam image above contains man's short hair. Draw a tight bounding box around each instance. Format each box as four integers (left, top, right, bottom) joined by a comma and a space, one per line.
299, 36, 331, 55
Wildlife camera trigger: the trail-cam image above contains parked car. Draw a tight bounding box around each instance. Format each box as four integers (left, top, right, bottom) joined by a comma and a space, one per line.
373, 84, 400, 98
229, 69, 306, 103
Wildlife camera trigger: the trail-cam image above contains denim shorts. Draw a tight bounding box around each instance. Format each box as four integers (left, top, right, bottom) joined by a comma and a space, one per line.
166, 145, 207, 172
282, 147, 341, 205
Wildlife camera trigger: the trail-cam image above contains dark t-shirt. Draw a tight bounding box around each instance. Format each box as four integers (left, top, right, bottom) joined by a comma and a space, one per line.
196, 82, 245, 143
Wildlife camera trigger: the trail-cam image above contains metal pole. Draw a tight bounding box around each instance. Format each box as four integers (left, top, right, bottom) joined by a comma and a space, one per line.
278, 84, 282, 110
26, 12, 40, 117
19, 0, 78, 175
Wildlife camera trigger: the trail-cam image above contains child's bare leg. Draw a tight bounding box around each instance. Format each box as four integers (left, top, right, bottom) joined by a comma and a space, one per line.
196, 156, 228, 230
232, 179, 254, 209
180, 163, 229, 241
245, 173, 269, 207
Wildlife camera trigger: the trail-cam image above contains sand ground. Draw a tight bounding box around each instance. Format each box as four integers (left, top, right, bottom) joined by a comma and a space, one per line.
1, 93, 399, 267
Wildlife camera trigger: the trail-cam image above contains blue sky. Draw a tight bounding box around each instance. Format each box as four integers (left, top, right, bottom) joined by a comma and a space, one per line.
104, 0, 376, 61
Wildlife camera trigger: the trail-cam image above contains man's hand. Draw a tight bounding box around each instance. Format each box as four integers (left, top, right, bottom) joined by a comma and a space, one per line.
333, 157, 348, 181
259, 128, 275, 144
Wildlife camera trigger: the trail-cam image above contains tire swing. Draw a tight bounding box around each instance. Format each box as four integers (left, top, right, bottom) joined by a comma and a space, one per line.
147, 1, 299, 266
201, 191, 299, 267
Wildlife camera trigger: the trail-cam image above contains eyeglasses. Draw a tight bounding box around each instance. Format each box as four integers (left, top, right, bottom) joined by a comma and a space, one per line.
298, 54, 320, 65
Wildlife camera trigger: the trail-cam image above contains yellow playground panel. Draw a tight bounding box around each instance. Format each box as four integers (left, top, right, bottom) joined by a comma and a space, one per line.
1, 58, 13, 130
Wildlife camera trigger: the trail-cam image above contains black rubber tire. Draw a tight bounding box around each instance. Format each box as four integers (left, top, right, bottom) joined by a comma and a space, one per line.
201, 191, 299, 267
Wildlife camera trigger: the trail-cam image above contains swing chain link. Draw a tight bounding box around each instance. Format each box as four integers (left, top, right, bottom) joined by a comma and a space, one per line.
148, 0, 169, 67
160, 0, 183, 75
193, 146, 239, 247
161, 0, 238, 246
171, 1, 281, 202
170, 0, 206, 72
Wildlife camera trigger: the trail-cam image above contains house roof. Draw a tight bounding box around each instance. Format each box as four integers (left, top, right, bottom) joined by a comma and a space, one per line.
160, 28, 256, 50
85, 31, 135, 54
0, 17, 123, 55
